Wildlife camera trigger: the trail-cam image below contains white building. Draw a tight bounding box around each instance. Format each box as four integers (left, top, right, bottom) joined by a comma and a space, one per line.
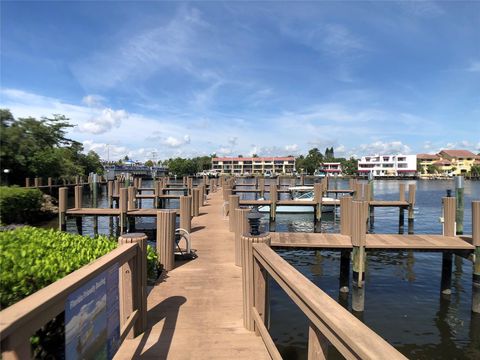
212, 157, 295, 175
357, 154, 417, 177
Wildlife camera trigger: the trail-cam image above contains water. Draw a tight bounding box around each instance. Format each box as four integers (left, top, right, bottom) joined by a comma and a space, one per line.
59, 178, 480, 359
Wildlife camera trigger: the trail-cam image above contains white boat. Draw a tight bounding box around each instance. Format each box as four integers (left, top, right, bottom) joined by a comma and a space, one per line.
257, 187, 337, 213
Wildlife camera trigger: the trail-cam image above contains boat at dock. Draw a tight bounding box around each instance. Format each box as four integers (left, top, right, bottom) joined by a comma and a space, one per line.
257, 186, 337, 213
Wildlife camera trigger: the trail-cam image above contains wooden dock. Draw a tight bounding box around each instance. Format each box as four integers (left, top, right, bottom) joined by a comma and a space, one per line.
115, 190, 270, 359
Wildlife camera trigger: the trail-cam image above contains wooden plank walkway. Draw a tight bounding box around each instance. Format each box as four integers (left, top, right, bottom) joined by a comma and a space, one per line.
115, 191, 269, 359
270, 232, 474, 250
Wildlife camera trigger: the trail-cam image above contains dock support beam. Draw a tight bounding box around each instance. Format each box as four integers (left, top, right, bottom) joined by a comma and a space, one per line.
351, 200, 367, 312
472, 201, 480, 313
118, 233, 147, 338
157, 210, 176, 272
441, 196, 456, 296
242, 232, 271, 331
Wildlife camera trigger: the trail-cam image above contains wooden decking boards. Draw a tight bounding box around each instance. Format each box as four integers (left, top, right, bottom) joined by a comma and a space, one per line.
114, 190, 270, 359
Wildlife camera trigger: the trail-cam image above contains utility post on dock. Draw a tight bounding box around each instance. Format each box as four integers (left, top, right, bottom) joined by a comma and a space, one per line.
229, 195, 240, 232
351, 200, 367, 313
241, 210, 271, 331
157, 210, 176, 272
455, 176, 464, 235
180, 195, 192, 233
441, 196, 456, 296
472, 201, 480, 313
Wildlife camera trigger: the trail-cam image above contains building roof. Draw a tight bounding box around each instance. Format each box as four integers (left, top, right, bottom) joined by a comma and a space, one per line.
438, 149, 476, 158
212, 157, 295, 162
433, 160, 452, 166
417, 153, 439, 160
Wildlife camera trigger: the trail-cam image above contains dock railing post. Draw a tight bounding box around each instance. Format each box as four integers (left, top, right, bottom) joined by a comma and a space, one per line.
180, 195, 192, 233
351, 200, 367, 312
58, 187, 68, 231
455, 176, 464, 235
229, 195, 240, 232
441, 196, 456, 296
471, 201, 480, 313
241, 228, 271, 331
235, 208, 251, 267
156, 210, 176, 272
340, 196, 352, 293
118, 233, 147, 338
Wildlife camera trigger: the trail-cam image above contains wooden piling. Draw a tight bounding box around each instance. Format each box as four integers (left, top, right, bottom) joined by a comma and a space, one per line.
34, 177, 40, 188
118, 232, 147, 337
455, 176, 464, 234
25, 177, 30, 188
270, 184, 277, 222
314, 183, 322, 224
229, 195, 240, 232
157, 210, 176, 271
351, 201, 367, 312
241, 232, 271, 331
192, 188, 200, 217
179, 196, 192, 233
259, 178, 265, 198
74, 185, 82, 209
119, 188, 128, 234
107, 180, 113, 208
472, 201, 480, 313
340, 196, 352, 236
234, 208, 251, 267
128, 186, 136, 210
441, 196, 456, 295
58, 187, 68, 231
399, 183, 406, 202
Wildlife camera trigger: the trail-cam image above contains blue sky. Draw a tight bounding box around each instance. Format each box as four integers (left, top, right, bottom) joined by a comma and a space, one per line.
1, 1, 479, 161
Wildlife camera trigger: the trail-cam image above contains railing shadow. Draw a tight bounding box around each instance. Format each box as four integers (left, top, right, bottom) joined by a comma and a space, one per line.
131, 295, 187, 359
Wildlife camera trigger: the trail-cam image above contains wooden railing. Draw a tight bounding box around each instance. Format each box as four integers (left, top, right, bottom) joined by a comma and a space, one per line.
0, 233, 147, 360
249, 242, 407, 359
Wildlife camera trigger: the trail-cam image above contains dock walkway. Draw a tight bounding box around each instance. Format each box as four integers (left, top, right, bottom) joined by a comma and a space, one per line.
115, 191, 269, 359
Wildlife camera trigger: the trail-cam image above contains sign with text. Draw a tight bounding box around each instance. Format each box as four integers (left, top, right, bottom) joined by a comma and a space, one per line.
65, 264, 119, 360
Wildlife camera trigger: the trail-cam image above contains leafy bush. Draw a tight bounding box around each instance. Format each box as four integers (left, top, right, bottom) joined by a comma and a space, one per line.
0, 186, 44, 225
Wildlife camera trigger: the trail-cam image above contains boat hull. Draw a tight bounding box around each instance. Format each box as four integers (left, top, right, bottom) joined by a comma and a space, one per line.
258, 205, 335, 213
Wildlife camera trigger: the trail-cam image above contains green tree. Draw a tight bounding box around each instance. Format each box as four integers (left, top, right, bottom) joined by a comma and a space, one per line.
144, 160, 154, 167
340, 157, 358, 175
427, 164, 438, 174
0, 109, 103, 184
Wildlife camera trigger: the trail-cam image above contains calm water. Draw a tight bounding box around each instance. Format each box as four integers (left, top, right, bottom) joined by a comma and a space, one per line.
60, 178, 480, 359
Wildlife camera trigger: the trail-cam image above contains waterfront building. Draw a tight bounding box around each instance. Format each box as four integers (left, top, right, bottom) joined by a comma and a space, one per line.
436, 150, 478, 175
317, 162, 342, 176
357, 154, 417, 177
211, 156, 295, 175
417, 153, 440, 174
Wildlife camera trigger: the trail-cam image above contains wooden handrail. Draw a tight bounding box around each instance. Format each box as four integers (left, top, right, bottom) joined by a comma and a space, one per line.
252, 243, 406, 360
0, 242, 140, 358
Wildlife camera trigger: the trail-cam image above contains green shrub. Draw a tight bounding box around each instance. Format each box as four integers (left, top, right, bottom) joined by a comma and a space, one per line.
0, 227, 159, 308
0, 186, 44, 224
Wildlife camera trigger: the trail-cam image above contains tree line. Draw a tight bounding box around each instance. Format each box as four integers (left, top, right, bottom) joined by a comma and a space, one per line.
0, 109, 103, 185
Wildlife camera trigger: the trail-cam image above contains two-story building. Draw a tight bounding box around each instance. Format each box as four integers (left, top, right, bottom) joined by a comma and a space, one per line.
357, 154, 417, 177
211, 157, 295, 175
318, 162, 342, 176
437, 150, 478, 175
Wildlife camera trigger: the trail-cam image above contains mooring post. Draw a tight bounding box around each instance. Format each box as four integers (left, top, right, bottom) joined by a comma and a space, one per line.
441, 196, 456, 296
368, 172, 374, 225
241, 222, 271, 331
58, 187, 68, 231
74, 185, 82, 209
25, 177, 30, 188
107, 180, 113, 208
192, 188, 200, 217
339, 196, 353, 293
408, 183, 416, 234
472, 201, 480, 313
118, 232, 147, 337
455, 176, 465, 235
199, 183, 206, 206
269, 184, 277, 222
127, 186, 137, 231
47, 177, 53, 193
300, 174, 305, 186
187, 177, 193, 195
351, 200, 367, 312
179, 195, 192, 233
229, 195, 240, 232
314, 182, 323, 231
235, 208, 251, 267
259, 177, 265, 198
34, 177, 40, 188
119, 187, 128, 234
157, 210, 176, 271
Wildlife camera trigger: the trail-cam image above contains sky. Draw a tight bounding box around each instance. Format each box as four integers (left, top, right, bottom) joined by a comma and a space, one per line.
1, 1, 479, 162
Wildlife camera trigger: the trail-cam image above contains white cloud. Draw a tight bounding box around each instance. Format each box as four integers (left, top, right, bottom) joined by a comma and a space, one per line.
80, 108, 128, 134
82, 95, 106, 107
163, 135, 191, 148
466, 61, 480, 73
285, 144, 298, 152
357, 141, 411, 155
